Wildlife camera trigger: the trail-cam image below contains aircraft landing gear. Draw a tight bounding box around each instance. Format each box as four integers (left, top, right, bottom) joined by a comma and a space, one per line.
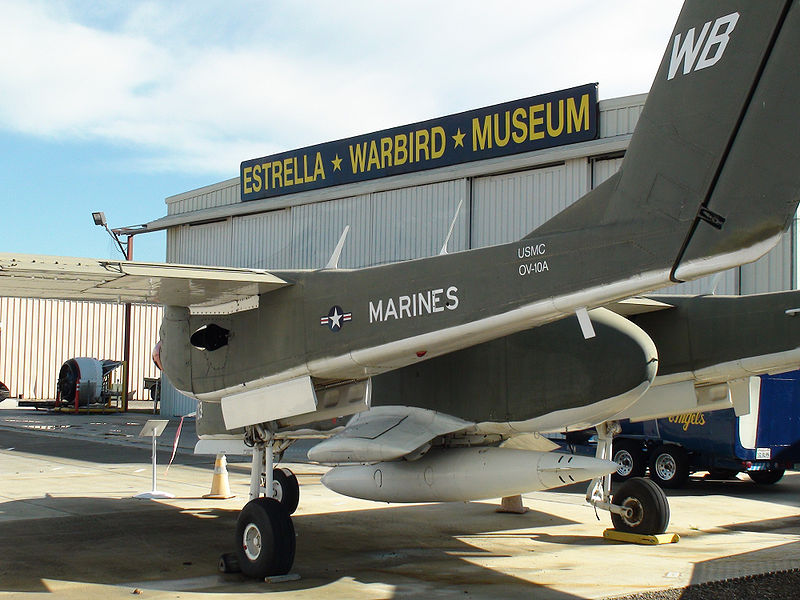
586, 422, 670, 535
272, 467, 300, 515
226, 426, 297, 579
236, 497, 295, 578
610, 477, 669, 534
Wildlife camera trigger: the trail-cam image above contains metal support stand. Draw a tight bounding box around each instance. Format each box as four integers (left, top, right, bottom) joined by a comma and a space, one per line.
249, 433, 274, 501
586, 421, 629, 518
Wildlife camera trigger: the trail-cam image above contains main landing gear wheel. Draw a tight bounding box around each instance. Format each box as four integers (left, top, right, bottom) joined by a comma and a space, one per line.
272, 468, 300, 515
612, 439, 647, 482
748, 468, 785, 485
235, 497, 295, 579
649, 444, 689, 489
611, 477, 670, 535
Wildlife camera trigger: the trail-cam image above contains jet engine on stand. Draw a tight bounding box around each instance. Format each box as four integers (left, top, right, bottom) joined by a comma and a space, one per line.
56, 357, 122, 410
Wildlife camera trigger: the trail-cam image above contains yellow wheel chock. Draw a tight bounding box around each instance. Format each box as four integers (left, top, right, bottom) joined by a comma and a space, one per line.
603, 529, 680, 545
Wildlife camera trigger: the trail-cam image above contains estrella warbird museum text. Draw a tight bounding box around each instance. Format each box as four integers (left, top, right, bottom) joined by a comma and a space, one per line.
240, 83, 598, 202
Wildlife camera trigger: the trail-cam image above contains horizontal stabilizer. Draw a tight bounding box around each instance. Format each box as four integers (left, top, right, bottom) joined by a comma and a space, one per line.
0, 253, 289, 307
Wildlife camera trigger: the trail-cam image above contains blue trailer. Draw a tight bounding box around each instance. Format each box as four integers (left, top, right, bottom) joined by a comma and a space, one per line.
610, 370, 800, 488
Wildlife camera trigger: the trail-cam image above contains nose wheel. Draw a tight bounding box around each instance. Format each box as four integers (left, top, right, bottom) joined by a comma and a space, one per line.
235, 497, 295, 578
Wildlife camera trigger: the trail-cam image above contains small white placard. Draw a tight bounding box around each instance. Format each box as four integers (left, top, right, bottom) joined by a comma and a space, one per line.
139, 419, 169, 438
756, 447, 771, 460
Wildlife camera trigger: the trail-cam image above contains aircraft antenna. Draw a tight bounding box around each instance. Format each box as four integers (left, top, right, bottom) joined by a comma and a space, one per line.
439, 198, 464, 255
325, 225, 351, 269
708, 271, 723, 295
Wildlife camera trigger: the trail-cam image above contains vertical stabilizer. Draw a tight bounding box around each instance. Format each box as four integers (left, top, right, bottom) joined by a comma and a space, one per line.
532, 1, 800, 283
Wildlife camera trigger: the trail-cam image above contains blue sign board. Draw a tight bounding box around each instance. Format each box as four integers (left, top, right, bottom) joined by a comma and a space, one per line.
241, 83, 598, 202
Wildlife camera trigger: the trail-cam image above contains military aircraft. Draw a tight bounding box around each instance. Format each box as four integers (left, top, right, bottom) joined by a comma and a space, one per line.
2, 0, 800, 579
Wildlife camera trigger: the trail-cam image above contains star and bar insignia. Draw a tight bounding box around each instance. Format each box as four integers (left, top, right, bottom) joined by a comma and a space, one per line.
320, 305, 352, 332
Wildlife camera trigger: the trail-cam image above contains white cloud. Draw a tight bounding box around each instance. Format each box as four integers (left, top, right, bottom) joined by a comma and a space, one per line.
0, 0, 683, 176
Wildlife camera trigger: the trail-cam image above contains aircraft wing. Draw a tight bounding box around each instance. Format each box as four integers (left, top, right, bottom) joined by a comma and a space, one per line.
307, 407, 473, 464
0, 253, 289, 308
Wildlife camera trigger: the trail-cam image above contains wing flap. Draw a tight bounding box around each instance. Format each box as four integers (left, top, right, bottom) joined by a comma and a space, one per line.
0, 253, 289, 307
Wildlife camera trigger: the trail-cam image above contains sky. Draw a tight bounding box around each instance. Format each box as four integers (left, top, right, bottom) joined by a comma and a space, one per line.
0, 0, 684, 262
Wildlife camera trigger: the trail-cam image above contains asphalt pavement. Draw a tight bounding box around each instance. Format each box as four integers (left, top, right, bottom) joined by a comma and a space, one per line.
1, 403, 800, 599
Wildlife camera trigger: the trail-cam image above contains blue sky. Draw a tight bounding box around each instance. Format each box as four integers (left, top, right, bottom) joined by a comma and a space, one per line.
0, 0, 683, 262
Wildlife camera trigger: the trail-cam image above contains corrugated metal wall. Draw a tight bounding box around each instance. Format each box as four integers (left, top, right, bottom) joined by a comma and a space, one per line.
598, 94, 647, 138
0, 298, 162, 402
167, 179, 240, 216
233, 209, 295, 269
168, 181, 470, 271
472, 162, 575, 247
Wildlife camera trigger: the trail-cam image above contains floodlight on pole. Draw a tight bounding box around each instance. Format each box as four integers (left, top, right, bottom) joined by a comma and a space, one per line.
91, 210, 134, 413
91, 210, 126, 257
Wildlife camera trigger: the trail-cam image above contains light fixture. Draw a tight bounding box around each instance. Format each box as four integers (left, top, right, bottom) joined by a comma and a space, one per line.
90, 211, 126, 257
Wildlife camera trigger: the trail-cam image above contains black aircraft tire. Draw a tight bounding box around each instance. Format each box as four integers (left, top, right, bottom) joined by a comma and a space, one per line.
649, 444, 689, 489
272, 468, 300, 515
611, 477, 670, 535
748, 468, 785, 485
235, 498, 295, 579
612, 439, 647, 482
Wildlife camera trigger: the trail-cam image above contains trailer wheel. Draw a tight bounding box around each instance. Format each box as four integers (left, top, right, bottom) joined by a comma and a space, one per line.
748, 469, 785, 485
612, 439, 647, 482
649, 444, 689, 489
611, 477, 670, 535
235, 497, 295, 579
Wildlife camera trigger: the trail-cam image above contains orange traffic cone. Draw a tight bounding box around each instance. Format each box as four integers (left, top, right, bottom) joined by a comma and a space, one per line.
203, 453, 234, 499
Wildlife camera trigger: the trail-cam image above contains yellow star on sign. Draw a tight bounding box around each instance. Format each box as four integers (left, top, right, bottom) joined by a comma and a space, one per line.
452, 128, 465, 148
332, 154, 343, 171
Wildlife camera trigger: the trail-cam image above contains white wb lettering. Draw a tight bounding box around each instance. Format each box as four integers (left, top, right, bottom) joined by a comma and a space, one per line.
667, 12, 739, 80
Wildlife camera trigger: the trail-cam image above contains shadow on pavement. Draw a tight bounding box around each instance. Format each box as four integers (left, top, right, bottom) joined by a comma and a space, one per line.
0, 427, 209, 466
0, 495, 587, 599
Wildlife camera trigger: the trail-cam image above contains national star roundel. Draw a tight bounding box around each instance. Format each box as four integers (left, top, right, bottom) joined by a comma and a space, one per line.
319, 305, 352, 332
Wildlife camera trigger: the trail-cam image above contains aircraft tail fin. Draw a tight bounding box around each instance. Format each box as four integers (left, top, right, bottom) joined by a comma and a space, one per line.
532, 1, 800, 282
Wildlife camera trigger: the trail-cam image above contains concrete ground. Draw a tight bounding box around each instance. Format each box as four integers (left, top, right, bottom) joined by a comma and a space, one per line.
1, 406, 800, 599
